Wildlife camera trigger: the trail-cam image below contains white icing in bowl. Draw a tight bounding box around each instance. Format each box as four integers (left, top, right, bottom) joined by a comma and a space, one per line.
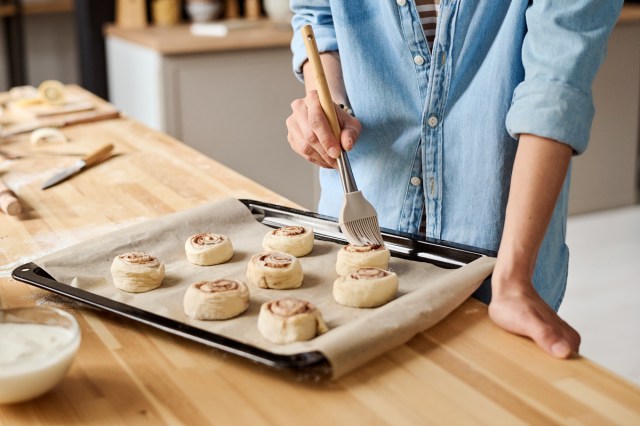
0, 307, 80, 404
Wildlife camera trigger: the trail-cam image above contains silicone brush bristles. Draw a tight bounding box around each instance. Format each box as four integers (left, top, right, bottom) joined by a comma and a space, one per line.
341, 216, 384, 246
339, 191, 385, 247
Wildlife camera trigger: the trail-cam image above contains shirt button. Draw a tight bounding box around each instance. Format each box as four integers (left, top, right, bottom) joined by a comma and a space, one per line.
427, 115, 439, 128
410, 176, 422, 186
413, 55, 425, 65
396, 0, 406, 5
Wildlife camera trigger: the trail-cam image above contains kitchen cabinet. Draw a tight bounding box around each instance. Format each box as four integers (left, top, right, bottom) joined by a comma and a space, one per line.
569, 9, 640, 213
105, 23, 318, 210
0, 0, 77, 89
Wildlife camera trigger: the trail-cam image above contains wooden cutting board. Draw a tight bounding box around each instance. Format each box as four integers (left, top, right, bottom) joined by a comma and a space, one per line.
0, 85, 120, 139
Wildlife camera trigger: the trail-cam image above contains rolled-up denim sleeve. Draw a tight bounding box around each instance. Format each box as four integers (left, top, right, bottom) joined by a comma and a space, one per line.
290, 0, 338, 82
505, 1, 623, 154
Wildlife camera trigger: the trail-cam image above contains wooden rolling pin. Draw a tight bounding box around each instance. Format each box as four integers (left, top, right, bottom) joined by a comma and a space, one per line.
0, 178, 22, 216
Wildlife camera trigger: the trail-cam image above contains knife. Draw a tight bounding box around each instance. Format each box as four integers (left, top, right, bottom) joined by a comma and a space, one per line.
41, 143, 114, 190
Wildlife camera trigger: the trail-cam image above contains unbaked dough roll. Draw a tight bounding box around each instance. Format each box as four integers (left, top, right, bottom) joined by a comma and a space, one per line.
30, 127, 68, 145
247, 251, 303, 289
183, 279, 249, 320
9, 85, 39, 101
335, 244, 390, 276
185, 233, 233, 266
262, 226, 314, 257
111, 252, 165, 293
38, 80, 66, 105
257, 298, 328, 344
333, 267, 398, 308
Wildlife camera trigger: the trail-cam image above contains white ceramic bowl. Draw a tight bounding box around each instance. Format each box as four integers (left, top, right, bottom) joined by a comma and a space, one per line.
0, 306, 81, 404
186, 1, 221, 23
264, 0, 293, 23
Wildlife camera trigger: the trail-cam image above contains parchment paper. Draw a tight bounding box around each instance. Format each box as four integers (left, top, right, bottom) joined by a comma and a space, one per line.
37, 197, 495, 378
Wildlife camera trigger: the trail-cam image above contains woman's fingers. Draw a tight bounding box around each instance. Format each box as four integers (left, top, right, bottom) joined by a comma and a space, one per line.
337, 107, 362, 151
286, 116, 333, 168
290, 97, 334, 166
488, 289, 581, 359
304, 91, 341, 161
286, 92, 361, 168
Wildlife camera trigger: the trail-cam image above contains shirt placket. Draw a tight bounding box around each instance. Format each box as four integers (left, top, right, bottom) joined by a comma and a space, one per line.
395, 0, 432, 234
423, 0, 457, 239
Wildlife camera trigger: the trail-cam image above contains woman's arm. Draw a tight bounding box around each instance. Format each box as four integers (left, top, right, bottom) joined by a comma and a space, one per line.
494, 1, 622, 357
490, 133, 580, 358
288, 1, 362, 168
287, 52, 362, 168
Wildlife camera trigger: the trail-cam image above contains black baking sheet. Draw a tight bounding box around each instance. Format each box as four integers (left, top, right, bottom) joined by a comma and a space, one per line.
11, 199, 494, 380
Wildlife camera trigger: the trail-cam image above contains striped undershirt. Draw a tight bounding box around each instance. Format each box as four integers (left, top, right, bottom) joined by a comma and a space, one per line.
415, 0, 440, 49
414, 0, 440, 235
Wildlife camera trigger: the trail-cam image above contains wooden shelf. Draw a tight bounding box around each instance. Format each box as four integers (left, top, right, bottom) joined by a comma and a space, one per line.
0, 4, 17, 17
0, 0, 73, 17
23, 0, 74, 15
104, 21, 292, 55
619, 4, 640, 24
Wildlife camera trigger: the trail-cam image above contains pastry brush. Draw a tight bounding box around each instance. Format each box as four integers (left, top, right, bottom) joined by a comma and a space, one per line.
301, 25, 384, 246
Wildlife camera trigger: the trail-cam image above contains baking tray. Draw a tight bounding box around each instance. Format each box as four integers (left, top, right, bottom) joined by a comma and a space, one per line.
11, 199, 494, 380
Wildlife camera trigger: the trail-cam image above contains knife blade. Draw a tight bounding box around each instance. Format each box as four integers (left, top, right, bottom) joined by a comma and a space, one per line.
41, 143, 114, 190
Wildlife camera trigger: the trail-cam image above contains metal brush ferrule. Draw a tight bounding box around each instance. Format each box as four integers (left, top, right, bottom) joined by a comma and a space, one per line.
336, 150, 357, 194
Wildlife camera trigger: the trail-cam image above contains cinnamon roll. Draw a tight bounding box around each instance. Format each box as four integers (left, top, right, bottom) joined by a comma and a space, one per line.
38, 80, 66, 105
183, 279, 249, 320
335, 244, 390, 276
262, 226, 314, 257
185, 233, 233, 266
111, 252, 165, 293
257, 298, 328, 344
246, 251, 303, 289
333, 267, 398, 308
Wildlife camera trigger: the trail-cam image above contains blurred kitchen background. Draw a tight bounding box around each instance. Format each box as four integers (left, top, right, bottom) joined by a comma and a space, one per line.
0, 0, 639, 384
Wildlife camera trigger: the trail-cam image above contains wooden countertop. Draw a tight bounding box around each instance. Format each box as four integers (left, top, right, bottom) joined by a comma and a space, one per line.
1, 87, 639, 423
104, 20, 292, 55
104, 5, 640, 56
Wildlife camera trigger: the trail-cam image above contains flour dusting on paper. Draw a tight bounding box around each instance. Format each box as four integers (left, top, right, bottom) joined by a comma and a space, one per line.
2, 218, 149, 278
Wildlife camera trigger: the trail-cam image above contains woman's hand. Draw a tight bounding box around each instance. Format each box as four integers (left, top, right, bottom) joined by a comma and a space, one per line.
489, 273, 581, 358
286, 90, 361, 169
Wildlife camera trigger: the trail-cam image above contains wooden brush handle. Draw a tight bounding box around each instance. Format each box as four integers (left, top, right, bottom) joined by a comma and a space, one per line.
301, 25, 342, 140
0, 179, 22, 216
301, 25, 357, 193
83, 143, 114, 167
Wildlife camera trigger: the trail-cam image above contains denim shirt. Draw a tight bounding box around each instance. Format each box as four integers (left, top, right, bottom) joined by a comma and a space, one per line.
290, 0, 621, 309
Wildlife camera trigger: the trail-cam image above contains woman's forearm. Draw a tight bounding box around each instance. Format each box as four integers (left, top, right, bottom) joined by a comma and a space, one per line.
302, 51, 349, 106
489, 132, 580, 358
493, 133, 572, 292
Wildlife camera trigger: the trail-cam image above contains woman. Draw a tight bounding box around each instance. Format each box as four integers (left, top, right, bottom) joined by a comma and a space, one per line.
285, 1, 622, 357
